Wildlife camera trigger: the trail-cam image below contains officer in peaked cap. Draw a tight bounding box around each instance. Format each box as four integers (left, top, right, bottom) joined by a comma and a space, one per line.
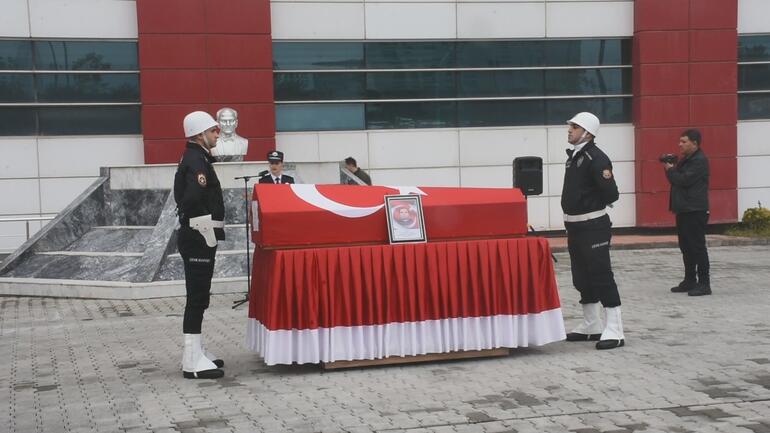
259, 150, 295, 184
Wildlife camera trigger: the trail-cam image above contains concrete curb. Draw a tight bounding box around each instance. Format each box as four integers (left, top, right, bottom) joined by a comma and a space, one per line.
547, 235, 770, 254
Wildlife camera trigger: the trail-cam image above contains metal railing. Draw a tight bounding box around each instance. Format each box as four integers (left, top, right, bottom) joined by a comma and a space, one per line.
0, 216, 56, 241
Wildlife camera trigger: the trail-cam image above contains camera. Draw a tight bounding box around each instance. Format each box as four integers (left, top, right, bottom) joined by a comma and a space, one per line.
659, 153, 678, 164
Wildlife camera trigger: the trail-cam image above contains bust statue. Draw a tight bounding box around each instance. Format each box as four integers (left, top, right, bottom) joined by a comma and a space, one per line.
211, 107, 248, 161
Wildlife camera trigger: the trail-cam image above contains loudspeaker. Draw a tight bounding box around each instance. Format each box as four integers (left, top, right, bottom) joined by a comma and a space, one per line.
513, 156, 543, 196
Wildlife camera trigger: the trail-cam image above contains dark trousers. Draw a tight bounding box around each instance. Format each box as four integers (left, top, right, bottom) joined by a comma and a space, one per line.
676, 211, 710, 284
566, 214, 621, 308
177, 226, 217, 334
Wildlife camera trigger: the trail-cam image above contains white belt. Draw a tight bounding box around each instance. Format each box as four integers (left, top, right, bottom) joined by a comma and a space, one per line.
564, 209, 607, 223
212, 220, 224, 228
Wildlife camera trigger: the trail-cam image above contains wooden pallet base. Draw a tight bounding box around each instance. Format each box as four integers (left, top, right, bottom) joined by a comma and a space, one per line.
321, 348, 510, 370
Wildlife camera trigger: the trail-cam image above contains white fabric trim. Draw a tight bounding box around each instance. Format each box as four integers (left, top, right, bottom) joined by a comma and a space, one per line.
246, 309, 566, 365
563, 208, 607, 223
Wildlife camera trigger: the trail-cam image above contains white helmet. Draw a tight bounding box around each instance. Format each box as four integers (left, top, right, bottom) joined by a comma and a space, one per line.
567, 112, 600, 137
183, 111, 218, 138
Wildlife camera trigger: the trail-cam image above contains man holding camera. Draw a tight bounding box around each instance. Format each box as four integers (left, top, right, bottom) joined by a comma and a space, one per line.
663, 129, 711, 296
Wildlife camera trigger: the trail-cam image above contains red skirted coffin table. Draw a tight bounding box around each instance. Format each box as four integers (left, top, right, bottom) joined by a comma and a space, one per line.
246, 185, 565, 365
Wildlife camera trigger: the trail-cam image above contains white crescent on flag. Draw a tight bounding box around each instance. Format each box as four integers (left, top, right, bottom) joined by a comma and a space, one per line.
289, 184, 427, 218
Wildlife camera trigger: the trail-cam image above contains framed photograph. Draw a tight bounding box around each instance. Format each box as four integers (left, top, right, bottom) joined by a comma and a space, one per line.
384, 195, 427, 244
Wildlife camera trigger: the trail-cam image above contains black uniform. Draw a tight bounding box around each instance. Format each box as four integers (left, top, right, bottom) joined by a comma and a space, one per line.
561, 140, 621, 307
258, 173, 295, 184
346, 168, 372, 186
174, 141, 225, 334
667, 148, 710, 285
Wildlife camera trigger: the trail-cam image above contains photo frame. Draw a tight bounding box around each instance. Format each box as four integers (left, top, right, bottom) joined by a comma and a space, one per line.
384, 195, 427, 244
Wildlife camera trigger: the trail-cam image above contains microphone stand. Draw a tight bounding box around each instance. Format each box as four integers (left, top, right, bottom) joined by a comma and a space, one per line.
232, 173, 264, 309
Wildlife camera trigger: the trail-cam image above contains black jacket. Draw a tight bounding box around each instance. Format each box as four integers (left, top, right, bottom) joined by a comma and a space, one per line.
258, 173, 295, 184
174, 142, 225, 240
346, 168, 372, 186
667, 148, 709, 214
561, 140, 620, 216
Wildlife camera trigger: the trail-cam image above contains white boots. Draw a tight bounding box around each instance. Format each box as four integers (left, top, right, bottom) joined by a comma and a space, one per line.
182, 334, 224, 379
566, 303, 625, 350
596, 306, 625, 350
566, 302, 604, 341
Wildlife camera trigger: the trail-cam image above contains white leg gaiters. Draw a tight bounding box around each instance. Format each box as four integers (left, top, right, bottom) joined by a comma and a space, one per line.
596, 306, 625, 350
182, 334, 223, 379
566, 302, 604, 341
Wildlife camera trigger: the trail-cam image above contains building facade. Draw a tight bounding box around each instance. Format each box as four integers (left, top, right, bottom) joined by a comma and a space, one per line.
1, 0, 769, 252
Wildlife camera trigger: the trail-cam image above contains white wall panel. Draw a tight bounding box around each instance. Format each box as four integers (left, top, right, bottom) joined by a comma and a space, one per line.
369, 130, 459, 169
0, 179, 40, 215
29, 0, 138, 38
546, 1, 633, 38
459, 128, 548, 166
271, 3, 364, 39
596, 125, 635, 162
39, 177, 97, 214
457, 3, 545, 38
738, 188, 770, 218
738, 121, 770, 157
738, 156, 770, 189
738, 0, 770, 34
526, 196, 549, 231
612, 161, 635, 194
606, 193, 635, 227
0, 138, 38, 179
547, 163, 564, 196
459, 165, 514, 188
37, 136, 143, 178
276, 133, 320, 162
0, 0, 31, 37
548, 196, 565, 230
547, 126, 571, 165
318, 132, 369, 167
365, 3, 456, 39
368, 167, 459, 187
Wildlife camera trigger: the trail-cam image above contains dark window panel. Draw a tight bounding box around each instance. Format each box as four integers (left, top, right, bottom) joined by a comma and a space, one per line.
33, 41, 138, 71
0, 108, 36, 136
458, 70, 543, 97
366, 101, 456, 129
738, 35, 770, 62
274, 73, 365, 101
38, 106, 141, 135
456, 41, 545, 68
0, 40, 33, 70
366, 42, 455, 69
545, 97, 631, 125
739, 64, 770, 91
739, 94, 770, 120
275, 104, 364, 131
273, 42, 363, 70
457, 100, 545, 127
36, 73, 139, 102
366, 71, 455, 99
544, 39, 631, 66
0, 74, 35, 102
545, 68, 631, 96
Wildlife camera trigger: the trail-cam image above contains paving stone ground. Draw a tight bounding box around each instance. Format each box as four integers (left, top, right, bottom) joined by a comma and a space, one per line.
1, 245, 770, 433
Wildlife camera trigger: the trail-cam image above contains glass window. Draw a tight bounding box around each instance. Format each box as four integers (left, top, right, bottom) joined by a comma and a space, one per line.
366, 72, 455, 99
456, 41, 545, 68
458, 70, 543, 97
457, 100, 545, 127
276, 104, 364, 131
545, 68, 631, 96
738, 35, 770, 62
38, 106, 141, 135
0, 74, 35, 102
33, 41, 138, 71
739, 94, 770, 120
0, 108, 36, 136
544, 39, 631, 66
366, 42, 455, 69
0, 40, 33, 70
366, 102, 456, 129
739, 64, 770, 91
36, 73, 140, 102
545, 97, 632, 125
274, 73, 365, 101
273, 42, 363, 70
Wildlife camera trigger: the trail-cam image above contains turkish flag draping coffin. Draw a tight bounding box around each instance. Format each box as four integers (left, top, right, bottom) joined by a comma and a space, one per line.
251, 184, 528, 248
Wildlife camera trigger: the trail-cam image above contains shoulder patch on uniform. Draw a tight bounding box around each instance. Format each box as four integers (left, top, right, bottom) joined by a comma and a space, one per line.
602, 169, 613, 179
196, 171, 207, 187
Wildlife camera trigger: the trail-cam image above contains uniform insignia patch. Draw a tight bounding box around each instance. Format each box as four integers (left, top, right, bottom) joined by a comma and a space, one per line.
602, 169, 613, 179
577, 156, 584, 167
197, 172, 207, 187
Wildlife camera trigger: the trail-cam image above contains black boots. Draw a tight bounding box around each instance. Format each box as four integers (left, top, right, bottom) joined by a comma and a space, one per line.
688, 282, 712, 296
670, 279, 696, 293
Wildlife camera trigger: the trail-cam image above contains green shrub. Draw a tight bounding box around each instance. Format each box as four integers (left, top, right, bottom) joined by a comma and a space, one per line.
742, 205, 770, 230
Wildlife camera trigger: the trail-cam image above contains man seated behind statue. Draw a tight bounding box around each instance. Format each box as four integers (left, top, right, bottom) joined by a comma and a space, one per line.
345, 156, 372, 185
